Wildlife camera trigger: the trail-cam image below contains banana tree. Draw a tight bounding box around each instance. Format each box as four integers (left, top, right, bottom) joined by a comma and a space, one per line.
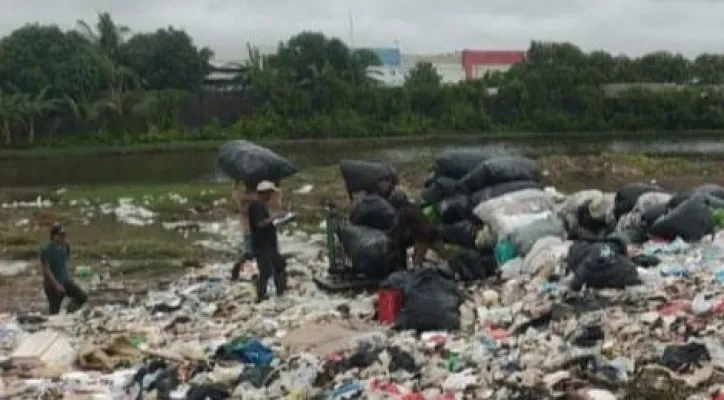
0, 91, 22, 146
76, 12, 130, 65
18, 88, 59, 144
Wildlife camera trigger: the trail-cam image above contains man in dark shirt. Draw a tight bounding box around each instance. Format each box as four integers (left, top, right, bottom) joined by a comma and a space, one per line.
40, 223, 87, 314
388, 204, 451, 268
248, 181, 286, 303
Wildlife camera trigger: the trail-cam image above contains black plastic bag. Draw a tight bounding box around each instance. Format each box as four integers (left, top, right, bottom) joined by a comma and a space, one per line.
434, 148, 500, 179
186, 384, 231, 400
380, 270, 415, 291
613, 183, 663, 220
421, 176, 458, 205
660, 343, 711, 372
470, 180, 542, 206
566, 241, 641, 290
395, 268, 464, 332
459, 156, 540, 193
217, 140, 296, 183
436, 195, 470, 224
640, 203, 668, 231
439, 220, 477, 248
340, 159, 397, 195
649, 194, 714, 241
448, 248, 495, 281
350, 195, 397, 231
338, 225, 393, 279
669, 184, 724, 209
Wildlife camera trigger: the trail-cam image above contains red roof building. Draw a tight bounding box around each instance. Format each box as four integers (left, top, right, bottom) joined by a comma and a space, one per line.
461, 50, 526, 80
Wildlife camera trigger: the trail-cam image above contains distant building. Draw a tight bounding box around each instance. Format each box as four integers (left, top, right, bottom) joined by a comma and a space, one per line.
203, 60, 248, 92
402, 52, 466, 84
461, 50, 526, 80
364, 47, 405, 86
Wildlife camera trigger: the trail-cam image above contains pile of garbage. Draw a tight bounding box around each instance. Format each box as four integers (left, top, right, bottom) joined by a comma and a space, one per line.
6, 145, 724, 398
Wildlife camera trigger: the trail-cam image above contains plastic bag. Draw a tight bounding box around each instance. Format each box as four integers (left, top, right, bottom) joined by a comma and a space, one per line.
339, 159, 397, 195
434, 148, 502, 179
470, 180, 542, 208
420, 176, 458, 205
217, 140, 297, 183
522, 236, 571, 277
338, 225, 393, 278
649, 194, 714, 241
508, 214, 566, 256
448, 248, 494, 281
459, 156, 540, 193
436, 195, 470, 224
566, 241, 641, 289
490, 211, 552, 243
613, 183, 663, 220
349, 195, 397, 231
439, 220, 477, 248
395, 268, 464, 331
473, 189, 554, 226
668, 184, 724, 208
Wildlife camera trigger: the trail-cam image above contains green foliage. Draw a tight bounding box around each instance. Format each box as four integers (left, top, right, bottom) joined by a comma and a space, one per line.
3, 17, 724, 149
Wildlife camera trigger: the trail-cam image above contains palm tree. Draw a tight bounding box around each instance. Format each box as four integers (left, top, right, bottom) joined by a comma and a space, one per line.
76, 12, 129, 65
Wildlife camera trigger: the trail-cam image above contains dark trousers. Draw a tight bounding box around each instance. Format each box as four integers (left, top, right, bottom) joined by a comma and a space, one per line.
255, 247, 286, 301
44, 280, 88, 315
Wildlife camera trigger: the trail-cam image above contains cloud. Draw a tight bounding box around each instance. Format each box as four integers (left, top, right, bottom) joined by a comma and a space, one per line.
0, 0, 720, 60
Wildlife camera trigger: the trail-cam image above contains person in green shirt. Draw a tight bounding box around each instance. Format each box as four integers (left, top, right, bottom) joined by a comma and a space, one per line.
40, 223, 87, 315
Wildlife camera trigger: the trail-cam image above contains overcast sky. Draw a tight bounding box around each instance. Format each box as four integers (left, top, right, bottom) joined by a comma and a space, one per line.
1, 0, 722, 60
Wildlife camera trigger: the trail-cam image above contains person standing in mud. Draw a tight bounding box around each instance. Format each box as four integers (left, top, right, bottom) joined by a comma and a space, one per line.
40, 223, 87, 315
231, 180, 257, 280
248, 181, 286, 302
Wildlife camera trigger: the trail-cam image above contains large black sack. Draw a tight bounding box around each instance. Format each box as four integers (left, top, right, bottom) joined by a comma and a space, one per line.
470, 180, 543, 207
439, 220, 477, 248
669, 184, 724, 209
350, 195, 397, 231
395, 268, 464, 332
459, 156, 540, 193
613, 183, 663, 220
448, 249, 495, 281
340, 160, 397, 195
421, 176, 458, 205
640, 203, 668, 231
338, 225, 393, 279
217, 140, 296, 183
436, 195, 470, 224
434, 148, 500, 180
649, 194, 714, 241
566, 241, 641, 290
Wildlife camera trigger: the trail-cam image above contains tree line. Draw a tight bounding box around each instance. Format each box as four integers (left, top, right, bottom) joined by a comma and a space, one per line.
3, 12, 724, 148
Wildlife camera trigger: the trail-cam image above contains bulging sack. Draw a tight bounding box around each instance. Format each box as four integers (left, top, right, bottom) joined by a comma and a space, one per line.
217, 140, 297, 183
439, 220, 477, 248
459, 156, 540, 193
436, 195, 470, 224
338, 225, 393, 279
508, 215, 566, 256
421, 176, 458, 206
613, 183, 663, 220
649, 194, 714, 242
340, 160, 397, 195
473, 189, 554, 226
434, 148, 504, 179
349, 195, 397, 231
470, 180, 542, 208
395, 268, 464, 332
566, 241, 641, 289
668, 184, 724, 209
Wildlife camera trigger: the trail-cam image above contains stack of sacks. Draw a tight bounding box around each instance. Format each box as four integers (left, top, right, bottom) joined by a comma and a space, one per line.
424, 149, 550, 279
337, 160, 401, 278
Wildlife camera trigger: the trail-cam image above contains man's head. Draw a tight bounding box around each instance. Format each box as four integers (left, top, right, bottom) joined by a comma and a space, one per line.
256, 181, 280, 202
49, 223, 67, 244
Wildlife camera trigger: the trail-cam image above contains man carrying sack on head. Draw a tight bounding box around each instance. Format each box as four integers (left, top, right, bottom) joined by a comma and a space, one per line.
40, 223, 87, 315
248, 181, 287, 303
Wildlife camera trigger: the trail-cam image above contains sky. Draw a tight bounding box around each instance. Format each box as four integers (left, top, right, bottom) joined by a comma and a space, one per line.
0, 0, 722, 61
